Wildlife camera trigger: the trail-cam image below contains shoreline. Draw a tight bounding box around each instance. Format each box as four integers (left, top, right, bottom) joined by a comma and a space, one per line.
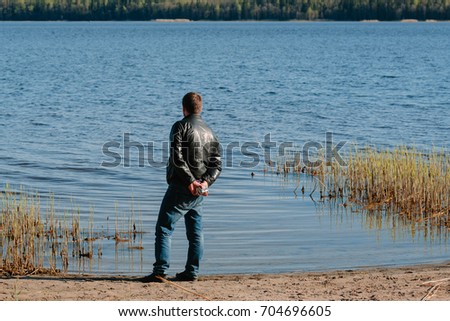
1, 262, 449, 301
1, 19, 450, 23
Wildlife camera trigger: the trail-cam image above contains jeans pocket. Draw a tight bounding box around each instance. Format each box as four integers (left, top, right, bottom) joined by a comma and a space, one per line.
168, 184, 202, 210
179, 194, 199, 210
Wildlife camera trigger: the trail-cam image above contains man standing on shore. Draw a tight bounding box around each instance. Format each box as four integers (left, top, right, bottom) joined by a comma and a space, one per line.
142, 92, 222, 282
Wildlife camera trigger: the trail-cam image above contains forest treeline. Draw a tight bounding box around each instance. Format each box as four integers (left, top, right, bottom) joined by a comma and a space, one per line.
1, 0, 450, 21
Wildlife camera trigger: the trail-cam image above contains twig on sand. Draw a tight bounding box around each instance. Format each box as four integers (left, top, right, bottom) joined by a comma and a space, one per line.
420, 277, 450, 300
156, 276, 211, 301
421, 284, 441, 301
422, 277, 450, 285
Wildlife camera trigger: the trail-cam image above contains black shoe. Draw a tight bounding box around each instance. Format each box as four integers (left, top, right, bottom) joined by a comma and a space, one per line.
175, 271, 198, 282
140, 273, 167, 283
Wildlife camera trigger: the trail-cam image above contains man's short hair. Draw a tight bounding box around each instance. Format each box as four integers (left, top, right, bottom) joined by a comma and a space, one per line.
182, 92, 202, 114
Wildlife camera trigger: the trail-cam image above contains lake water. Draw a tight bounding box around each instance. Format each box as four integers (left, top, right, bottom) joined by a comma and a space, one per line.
0, 21, 449, 276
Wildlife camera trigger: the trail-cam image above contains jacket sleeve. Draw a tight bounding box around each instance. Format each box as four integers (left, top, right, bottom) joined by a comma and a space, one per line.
170, 121, 196, 186
202, 135, 222, 187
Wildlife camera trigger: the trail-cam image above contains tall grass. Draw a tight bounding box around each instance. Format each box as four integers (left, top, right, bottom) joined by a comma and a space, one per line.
0, 187, 76, 275
1, 185, 145, 276
271, 146, 449, 228
344, 147, 449, 227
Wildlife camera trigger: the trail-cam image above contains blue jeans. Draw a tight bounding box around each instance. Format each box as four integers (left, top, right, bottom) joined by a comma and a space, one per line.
153, 183, 204, 276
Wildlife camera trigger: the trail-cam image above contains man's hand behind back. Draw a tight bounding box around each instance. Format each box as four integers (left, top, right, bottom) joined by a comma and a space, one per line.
188, 180, 209, 197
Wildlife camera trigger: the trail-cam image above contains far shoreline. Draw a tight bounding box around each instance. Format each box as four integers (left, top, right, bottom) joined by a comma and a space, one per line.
1, 19, 450, 23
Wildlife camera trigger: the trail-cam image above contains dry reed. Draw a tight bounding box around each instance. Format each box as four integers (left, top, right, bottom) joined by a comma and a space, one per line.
0, 186, 70, 275
275, 146, 449, 228
1, 185, 145, 276
344, 146, 449, 228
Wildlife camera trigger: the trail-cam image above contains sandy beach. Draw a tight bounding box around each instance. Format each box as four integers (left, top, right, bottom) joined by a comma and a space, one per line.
1, 262, 449, 301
